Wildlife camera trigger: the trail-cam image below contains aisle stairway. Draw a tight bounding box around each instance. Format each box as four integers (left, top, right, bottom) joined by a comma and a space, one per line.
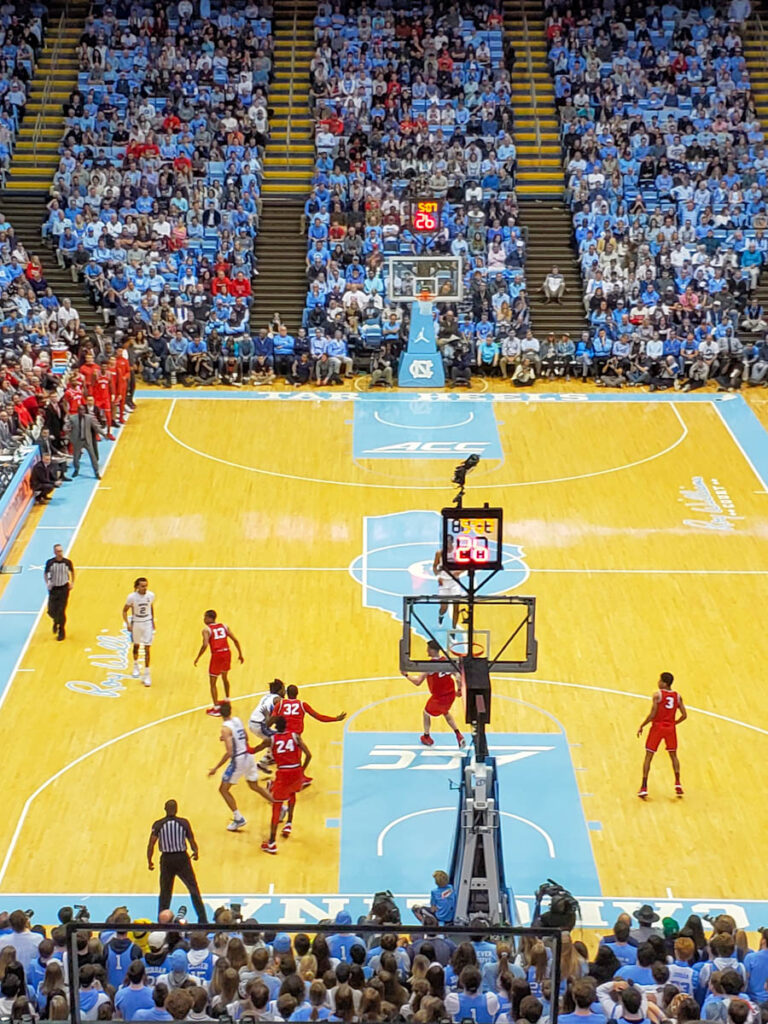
504, 0, 562, 196
519, 200, 586, 337
250, 199, 307, 333
743, 8, 768, 319
0, 192, 100, 331
7, 1, 87, 190
264, 0, 315, 196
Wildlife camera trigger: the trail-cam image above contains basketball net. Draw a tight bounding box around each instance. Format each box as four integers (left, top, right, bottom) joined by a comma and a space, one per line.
417, 290, 434, 313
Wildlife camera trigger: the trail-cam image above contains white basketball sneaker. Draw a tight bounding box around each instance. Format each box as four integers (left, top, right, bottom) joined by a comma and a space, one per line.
143, 671, 151, 687
227, 815, 246, 831
131, 662, 140, 678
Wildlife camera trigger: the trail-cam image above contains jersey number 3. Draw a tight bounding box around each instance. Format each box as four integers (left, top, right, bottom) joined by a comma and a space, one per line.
664, 695, 675, 709
282, 702, 300, 716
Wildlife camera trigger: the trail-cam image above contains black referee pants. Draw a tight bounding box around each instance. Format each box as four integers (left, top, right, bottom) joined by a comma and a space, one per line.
158, 852, 208, 923
47, 585, 69, 630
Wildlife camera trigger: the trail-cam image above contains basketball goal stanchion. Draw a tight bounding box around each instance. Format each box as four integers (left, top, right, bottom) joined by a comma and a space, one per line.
399, 465, 538, 925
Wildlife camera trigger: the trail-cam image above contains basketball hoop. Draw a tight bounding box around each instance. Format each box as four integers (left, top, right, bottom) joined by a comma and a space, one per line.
448, 639, 486, 659
417, 289, 434, 303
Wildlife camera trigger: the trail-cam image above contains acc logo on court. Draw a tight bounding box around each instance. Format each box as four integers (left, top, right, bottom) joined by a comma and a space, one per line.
358, 744, 553, 771
348, 509, 529, 624
362, 441, 490, 455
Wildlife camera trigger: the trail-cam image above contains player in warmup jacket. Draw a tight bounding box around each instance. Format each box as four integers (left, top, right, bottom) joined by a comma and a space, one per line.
272, 684, 346, 784
208, 700, 271, 832
637, 671, 687, 799
252, 716, 311, 855
122, 577, 155, 686
194, 610, 244, 716
248, 679, 286, 770
403, 639, 465, 748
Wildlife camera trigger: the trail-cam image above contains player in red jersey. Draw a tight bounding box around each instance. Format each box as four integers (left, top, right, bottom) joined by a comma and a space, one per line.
637, 671, 687, 799
252, 716, 311, 854
274, 684, 346, 735
92, 371, 116, 440
403, 639, 465, 748
194, 610, 244, 716
271, 684, 346, 789
115, 349, 131, 423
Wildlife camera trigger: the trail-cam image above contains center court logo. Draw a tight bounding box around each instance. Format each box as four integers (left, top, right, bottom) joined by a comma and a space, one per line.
348, 510, 529, 625
65, 628, 133, 698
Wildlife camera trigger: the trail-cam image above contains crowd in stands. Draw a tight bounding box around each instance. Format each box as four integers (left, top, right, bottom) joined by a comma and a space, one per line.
2, 902, 768, 1023
0, 0, 45, 176
300, 0, 532, 383
547, 0, 768, 390
41, 0, 272, 386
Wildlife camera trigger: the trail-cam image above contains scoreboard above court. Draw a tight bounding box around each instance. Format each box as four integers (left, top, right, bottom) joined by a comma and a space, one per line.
411, 198, 442, 233
441, 506, 504, 572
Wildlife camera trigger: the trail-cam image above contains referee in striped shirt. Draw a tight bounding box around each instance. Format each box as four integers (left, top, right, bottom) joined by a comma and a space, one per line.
44, 544, 74, 641
147, 800, 208, 923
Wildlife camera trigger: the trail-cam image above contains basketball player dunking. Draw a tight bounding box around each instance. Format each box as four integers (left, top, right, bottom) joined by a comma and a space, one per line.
251, 716, 311, 855
403, 639, 465, 748
637, 671, 687, 799
194, 610, 244, 716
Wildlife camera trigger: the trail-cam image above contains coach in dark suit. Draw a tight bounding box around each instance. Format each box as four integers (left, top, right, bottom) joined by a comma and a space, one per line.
71, 397, 101, 479
147, 800, 208, 923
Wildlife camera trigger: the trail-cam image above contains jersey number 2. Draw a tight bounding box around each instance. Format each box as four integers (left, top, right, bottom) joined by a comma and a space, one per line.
275, 738, 295, 754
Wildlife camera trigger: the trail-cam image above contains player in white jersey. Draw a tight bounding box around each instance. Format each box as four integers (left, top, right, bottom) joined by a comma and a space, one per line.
208, 700, 272, 831
122, 576, 155, 686
248, 679, 285, 771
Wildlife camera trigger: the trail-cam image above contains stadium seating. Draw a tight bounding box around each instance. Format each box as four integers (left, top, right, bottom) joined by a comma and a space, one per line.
44, 0, 272, 384
548, 0, 768, 388
301, 0, 530, 382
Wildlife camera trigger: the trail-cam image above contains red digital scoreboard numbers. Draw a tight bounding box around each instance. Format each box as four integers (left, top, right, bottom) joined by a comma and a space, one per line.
412, 198, 442, 233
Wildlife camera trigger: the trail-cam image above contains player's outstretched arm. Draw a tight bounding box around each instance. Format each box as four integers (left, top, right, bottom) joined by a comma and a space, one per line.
121, 602, 131, 627
637, 693, 660, 737
676, 696, 687, 725
228, 628, 244, 663
194, 626, 210, 666
208, 728, 233, 776
304, 703, 346, 723
298, 733, 312, 772
403, 672, 427, 686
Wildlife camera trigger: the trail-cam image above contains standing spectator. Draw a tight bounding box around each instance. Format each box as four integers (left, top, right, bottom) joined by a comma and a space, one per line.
114, 961, 154, 1020
2, 910, 42, 973
44, 543, 74, 642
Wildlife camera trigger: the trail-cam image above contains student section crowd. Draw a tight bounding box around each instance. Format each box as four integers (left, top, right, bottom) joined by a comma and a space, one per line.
1, 903, 768, 1023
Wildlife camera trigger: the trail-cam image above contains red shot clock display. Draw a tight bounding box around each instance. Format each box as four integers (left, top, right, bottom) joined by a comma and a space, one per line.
412, 198, 442, 233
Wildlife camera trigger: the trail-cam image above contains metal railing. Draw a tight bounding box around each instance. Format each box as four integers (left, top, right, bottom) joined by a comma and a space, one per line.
65, 920, 564, 1024
286, 1, 298, 163
33, 7, 68, 161
521, 9, 542, 155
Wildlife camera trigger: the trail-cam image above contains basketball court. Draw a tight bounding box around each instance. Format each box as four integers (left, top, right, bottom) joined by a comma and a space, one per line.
2, 387, 768, 929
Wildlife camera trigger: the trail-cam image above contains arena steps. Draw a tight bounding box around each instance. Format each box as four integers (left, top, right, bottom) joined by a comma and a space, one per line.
0, 190, 100, 331
518, 199, 587, 338
264, 2, 315, 195
504, 0, 564, 197
250, 199, 308, 333
6, 0, 88, 190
